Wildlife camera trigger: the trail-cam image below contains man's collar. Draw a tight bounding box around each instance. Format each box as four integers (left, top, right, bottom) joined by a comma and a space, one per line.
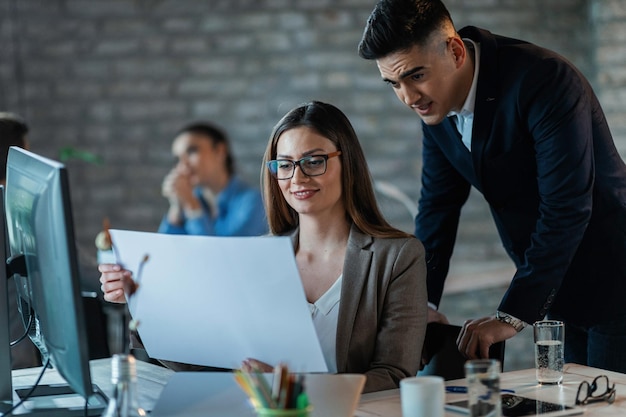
448, 38, 480, 119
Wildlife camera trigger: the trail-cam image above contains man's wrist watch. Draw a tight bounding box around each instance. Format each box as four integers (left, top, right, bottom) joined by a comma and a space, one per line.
496, 311, 526, 332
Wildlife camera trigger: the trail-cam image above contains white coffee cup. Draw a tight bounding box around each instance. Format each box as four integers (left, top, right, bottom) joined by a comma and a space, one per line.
400, 375, 445, 417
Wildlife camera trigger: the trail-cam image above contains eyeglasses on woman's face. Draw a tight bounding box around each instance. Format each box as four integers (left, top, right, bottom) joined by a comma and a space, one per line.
266, 151, 341, 180
575, 375, 616, 406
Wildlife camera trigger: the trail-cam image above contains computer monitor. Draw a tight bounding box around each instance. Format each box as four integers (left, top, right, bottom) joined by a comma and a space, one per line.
3, 146, 107, 415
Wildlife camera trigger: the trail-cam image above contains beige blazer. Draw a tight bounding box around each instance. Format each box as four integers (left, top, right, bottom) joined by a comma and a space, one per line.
290, 223, 427, 393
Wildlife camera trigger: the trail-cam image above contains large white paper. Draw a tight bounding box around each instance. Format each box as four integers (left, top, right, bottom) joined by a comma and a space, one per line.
108, 229, 328, 372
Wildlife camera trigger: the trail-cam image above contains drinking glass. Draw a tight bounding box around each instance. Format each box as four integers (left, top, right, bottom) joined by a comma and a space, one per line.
533, 320, 564, 384
464, 359, 501, 417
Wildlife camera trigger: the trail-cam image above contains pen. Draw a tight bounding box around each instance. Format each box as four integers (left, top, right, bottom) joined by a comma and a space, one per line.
446, 386, 515, 394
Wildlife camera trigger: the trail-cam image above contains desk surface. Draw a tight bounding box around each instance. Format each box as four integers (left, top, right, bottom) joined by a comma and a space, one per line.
12, 361, 626, 416
357, 363, 626, 417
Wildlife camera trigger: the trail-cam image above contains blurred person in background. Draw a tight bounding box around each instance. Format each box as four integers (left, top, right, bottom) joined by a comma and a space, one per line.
158, 122, 267, 237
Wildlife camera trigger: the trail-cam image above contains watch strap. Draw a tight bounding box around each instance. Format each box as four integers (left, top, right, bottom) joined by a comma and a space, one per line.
496, 310, 526, 332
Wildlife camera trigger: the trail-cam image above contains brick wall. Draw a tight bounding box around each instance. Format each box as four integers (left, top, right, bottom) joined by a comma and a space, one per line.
593, 0, 626, 155
0, 0, 623, 290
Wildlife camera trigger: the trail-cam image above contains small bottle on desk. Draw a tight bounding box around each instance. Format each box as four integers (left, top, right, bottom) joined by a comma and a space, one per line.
102, 354, 146, 417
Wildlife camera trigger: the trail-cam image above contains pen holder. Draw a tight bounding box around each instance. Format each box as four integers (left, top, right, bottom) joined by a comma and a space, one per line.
255, 406, 312, 417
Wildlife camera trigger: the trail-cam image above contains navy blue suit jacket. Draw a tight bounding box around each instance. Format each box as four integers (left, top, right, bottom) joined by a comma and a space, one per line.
416, 26, 626, 326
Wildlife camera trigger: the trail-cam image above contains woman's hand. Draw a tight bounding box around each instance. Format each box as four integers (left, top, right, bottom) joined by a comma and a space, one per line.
162, 166, 195, 204
99, 263, 137, 303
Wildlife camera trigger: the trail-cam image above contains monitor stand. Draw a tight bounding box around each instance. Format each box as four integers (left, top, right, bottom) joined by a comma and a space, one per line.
10, 384, 108, 416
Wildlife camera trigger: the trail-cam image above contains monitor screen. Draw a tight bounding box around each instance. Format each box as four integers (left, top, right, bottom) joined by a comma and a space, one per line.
4, 146, 106, 415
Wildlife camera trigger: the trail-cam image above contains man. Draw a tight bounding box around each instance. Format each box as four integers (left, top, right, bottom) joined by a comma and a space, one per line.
0, 112, 40, 369
358, 0, 626, 372
158, 122, 267, 236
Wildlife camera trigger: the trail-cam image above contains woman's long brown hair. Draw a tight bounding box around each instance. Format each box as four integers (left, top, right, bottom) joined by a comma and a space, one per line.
261, 100, 412, 239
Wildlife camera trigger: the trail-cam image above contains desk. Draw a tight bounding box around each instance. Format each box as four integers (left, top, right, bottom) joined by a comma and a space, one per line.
356, 363, 626, 417
12, 361, 626, 416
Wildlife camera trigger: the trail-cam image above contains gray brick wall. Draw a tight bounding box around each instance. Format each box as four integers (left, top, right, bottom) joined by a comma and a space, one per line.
0, 0, 623, 297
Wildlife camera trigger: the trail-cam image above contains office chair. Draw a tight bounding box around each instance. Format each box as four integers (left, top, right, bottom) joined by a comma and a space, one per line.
418, 322, 505, 380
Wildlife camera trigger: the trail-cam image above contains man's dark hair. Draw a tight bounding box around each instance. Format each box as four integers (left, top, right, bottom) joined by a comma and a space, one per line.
358, 0, 453, 60
0, 112, 29, 182
177, 122, 235, 176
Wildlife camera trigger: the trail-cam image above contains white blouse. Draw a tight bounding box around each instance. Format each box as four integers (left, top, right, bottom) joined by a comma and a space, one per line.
308, 274, 342, 373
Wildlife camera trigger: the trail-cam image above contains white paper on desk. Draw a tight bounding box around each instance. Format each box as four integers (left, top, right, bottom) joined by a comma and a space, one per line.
108, 229, 328, 372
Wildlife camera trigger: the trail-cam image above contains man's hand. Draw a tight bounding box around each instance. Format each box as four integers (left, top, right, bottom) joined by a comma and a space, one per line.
457, 316, 518, 359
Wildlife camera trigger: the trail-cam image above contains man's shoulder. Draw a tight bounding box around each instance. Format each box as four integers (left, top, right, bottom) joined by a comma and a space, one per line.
460, 25, 561, 62
458, 25, 528, 47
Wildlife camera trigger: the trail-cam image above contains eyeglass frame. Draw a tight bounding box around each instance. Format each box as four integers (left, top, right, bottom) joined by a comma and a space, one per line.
575, 374, 616, 406
266, 151, 342, 180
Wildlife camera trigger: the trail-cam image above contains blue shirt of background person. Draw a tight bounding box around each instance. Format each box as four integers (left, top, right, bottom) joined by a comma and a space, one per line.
158, 176, 266, 236
157, 122, 267, 237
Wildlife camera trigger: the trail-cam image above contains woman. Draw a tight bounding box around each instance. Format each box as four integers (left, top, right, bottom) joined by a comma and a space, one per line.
158, 122, 267, 237
247, 100, 427, 392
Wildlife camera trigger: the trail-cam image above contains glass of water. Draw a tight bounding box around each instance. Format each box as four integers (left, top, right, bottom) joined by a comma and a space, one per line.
464, 359, 502, 417
533, 320, 564, 384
